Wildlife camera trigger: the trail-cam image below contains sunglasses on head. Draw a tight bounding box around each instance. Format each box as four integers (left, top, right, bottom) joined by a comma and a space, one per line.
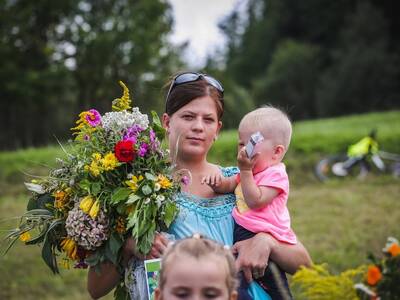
165, 72, 224, 103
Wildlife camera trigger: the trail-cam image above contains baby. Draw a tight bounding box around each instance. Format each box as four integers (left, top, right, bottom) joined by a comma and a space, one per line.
203, 106, 296, 299
154, 234, 238, 300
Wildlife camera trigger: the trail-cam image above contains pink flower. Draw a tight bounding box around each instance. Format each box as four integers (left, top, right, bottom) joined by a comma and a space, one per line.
85, 109, 101, 127
138, 142, 149, 157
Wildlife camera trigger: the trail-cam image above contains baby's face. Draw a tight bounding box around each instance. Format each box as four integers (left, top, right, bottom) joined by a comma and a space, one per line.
238, 127, 277, 172
157, 254, 234, 300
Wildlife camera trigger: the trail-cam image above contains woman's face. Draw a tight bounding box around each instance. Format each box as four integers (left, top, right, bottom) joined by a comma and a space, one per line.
163, 96, 222, 160
155, 254, 237, 300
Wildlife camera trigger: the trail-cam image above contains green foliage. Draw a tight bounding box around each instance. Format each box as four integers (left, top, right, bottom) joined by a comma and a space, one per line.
252, 40, 320, 119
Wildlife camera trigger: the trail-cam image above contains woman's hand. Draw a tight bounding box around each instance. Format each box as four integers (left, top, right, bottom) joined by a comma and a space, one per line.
232, 233, 277, 282
122, 233, 170, 264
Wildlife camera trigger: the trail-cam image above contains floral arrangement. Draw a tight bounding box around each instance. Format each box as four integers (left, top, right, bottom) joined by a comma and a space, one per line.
291, 237, 400, 300
355, 237, 400, 300
4, 81, 180, 298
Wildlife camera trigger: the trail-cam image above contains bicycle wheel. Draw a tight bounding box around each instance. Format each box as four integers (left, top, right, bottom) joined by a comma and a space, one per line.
314, 154, 348, 182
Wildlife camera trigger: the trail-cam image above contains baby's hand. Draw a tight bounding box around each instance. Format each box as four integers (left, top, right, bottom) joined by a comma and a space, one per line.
201, 172, 223, 188
237, 147, 259, 171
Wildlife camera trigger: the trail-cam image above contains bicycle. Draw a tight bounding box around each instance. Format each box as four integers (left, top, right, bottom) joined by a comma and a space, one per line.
314, 130, 400, 181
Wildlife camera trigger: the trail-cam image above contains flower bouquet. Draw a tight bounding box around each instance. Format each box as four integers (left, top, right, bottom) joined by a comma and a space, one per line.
355, 237, 400, 300
4, 81, 180, 298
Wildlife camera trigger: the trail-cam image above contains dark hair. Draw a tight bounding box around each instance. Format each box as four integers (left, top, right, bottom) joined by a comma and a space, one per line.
164, 76, 224, 120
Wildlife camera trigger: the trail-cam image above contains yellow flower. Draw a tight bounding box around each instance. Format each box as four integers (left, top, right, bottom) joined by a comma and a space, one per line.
101, 152, 119, 171
157, 174, 172, 189
54, 190, 68, 209
60, 238, 78, 260
92, 153, 102, 161
89, 200, 100, 219
88, 161, 101, 177
115, 216, 126, 234
80, 195, 95, 214
125, 175, 144, 192
112, 81, 132, 111
19, 231, 31, 242
60, 258, 71, 269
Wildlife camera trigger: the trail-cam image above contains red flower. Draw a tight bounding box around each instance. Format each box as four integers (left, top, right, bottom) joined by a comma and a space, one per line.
115, 140, 135, 162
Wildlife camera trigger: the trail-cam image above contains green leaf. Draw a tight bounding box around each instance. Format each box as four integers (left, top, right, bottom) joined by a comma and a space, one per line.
114, 283, 130, 300
111, 188, 132, 204
109, 232, 123, 256
42, 235, 59, 274
126, 194, 140, 204
164, 203, 178, 228
85, 251, 101, 267
91, 182, 101, 196
79, 179, 91, 193
141, 185, 152, 195
27, 193, 55, 211
144, 172, 157, 181
151, 110, 166, 140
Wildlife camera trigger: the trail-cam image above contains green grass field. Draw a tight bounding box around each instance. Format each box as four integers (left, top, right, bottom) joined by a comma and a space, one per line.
1, 110, 399, 299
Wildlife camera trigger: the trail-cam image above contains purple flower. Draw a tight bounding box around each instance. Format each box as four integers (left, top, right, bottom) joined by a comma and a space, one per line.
181, 175, 190, 186
123, 125, 143, 142
85, 109, 101, 127
150, 129, 156, 143
138, 142, 149, 157
83, 134, 90, 141
74, 260, 88, 269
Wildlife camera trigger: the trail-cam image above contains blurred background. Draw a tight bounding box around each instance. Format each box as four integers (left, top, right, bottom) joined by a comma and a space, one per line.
1, 0, 399, 150
0, 0, 399, 299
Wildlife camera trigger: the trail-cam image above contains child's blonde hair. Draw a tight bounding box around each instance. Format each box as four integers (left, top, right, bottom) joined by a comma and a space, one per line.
239, 105, 292, 150
158, 234, 238, 294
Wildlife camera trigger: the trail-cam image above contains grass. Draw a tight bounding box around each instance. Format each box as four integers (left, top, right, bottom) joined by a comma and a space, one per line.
0, 110, 399, 299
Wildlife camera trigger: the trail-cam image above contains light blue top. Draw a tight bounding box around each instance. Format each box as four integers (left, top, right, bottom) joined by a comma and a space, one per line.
126, 167, 270, 300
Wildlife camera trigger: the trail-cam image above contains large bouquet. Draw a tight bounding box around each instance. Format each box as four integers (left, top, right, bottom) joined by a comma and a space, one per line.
4, 81, 180, 297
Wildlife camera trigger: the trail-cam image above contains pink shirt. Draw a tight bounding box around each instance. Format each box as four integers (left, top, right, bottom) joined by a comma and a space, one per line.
232, 163, 297, 244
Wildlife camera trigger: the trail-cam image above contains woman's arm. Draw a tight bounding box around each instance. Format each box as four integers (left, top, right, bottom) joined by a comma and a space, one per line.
232, 233, 311, 282
87, 234, 169, 299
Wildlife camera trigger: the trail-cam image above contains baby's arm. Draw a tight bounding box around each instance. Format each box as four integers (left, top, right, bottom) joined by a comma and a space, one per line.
238, 148, 279, 210
201, 171, 237, 194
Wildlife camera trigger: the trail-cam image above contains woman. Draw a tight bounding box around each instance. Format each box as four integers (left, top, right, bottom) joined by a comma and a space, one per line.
87, 72, 312, 299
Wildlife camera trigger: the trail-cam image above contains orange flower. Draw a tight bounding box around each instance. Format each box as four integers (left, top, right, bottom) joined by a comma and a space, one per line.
388, 243, 400, 257
367, 265, 382, 286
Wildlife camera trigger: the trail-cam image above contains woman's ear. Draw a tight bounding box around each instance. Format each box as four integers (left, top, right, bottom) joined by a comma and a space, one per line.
162, 113, 170, 133
216, 120, 222, 136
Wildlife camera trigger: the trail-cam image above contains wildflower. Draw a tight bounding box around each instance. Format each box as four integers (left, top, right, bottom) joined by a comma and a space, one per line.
61, 238, 78, 259
115, 216, 126, 234
125, 175, 144, 192
65, 206, 109, 250
112, 81, 132, 111
101, 152, 119, 171
387, 243, 400, 257
154, 183, 161, 191
138, 142, 149, 157
88, 200, 100, 219
157, 174, 172, 189
86, 161, 102, 177
79, 196, 95, 214
92, 153, 102, 161
19, 231, 31, 242
60, 258, 71, 269
181, 175, 190, 186
85, 109, 101, 127
123, 124, 143, 142
366, 265, 382, 286
115, 140, 135, 162
102, 110, 149, 132
54, 190, 68, 209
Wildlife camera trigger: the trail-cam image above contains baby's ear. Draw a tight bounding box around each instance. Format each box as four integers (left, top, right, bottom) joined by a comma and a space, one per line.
274, 145, 286, 159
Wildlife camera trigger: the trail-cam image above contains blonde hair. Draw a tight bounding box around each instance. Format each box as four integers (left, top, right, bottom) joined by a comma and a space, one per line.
158, 235, 238, 294
239, 105, 292, 150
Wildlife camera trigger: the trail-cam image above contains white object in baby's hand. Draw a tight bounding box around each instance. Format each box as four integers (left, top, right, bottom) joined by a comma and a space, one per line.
245, 132, 264, 158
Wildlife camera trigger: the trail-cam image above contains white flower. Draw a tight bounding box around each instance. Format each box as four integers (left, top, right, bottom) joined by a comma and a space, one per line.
101, 109, 149, 132
154, 183, 161, 191
156, 195, 165, 202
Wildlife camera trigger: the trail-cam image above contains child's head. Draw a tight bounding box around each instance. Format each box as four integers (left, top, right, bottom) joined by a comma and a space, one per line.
155, 235, 238, 300
239, 106, 292, 170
